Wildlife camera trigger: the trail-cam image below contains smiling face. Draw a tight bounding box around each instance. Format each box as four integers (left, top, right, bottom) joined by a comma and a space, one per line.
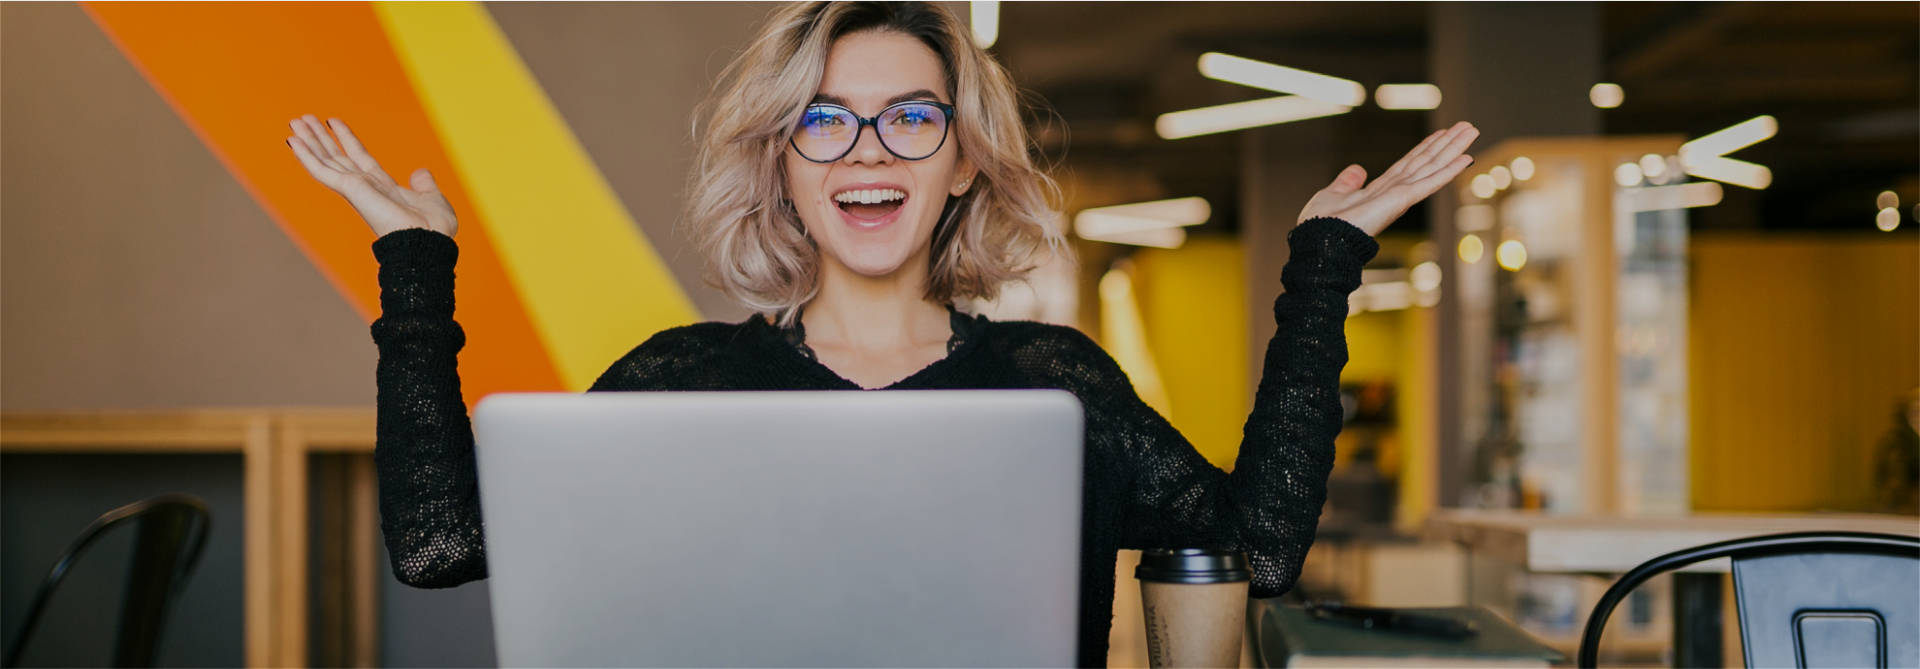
784, 29, 974, 284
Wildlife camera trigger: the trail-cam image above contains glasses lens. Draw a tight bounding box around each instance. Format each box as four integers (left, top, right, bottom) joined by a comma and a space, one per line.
793, 105, 857, 161
877, 103, 949, 159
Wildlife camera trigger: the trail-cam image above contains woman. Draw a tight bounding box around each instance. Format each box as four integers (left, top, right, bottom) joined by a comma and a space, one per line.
285, 2, 1476, 664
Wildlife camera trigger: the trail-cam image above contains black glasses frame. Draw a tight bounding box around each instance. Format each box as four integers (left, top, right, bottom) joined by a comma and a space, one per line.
789, 100, 957, 163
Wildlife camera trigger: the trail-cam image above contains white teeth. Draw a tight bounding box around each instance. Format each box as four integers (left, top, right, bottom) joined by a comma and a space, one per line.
833, 188, 906, 205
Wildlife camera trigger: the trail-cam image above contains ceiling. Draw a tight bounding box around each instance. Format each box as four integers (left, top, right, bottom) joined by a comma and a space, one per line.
990, 1, 1919, 236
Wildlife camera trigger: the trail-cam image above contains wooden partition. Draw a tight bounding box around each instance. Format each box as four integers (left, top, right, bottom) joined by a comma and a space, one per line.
1, 408, 379, 668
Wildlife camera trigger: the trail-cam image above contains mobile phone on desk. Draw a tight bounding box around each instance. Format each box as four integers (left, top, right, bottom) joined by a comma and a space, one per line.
1306, 602, 1479, 639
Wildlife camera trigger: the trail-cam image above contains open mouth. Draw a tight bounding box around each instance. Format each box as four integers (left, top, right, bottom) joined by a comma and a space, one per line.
833, 187, 907, 221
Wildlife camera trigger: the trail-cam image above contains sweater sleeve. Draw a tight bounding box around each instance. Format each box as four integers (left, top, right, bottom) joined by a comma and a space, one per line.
369, 228, 489, 588
1103, 216, 1376, 598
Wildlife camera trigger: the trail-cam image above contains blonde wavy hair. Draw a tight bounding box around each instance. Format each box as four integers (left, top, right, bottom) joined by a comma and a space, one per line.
684, 1, 1065, 324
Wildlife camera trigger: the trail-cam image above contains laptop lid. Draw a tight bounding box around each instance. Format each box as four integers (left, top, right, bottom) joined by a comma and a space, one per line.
471, 390, 1084, 667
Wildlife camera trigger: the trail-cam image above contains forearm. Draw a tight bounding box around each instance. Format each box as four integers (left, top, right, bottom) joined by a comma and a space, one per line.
370, 229, 489, 588
1229, 216, 1376, 596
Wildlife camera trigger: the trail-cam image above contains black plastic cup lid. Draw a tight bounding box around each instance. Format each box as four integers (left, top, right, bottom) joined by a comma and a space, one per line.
1134, 548, 1251, 584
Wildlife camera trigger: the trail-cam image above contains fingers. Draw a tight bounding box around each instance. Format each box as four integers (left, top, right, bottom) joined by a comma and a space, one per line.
1407, 124, 1479, 184
286, 134, 340, 188
327, 118, 394, 184
300, 114, 349, 165
1327, 164, 1366, 193
289, 118, 348, 174
1408, 154, 1475, 195
409, 167, 437, 193
1383, 122, 1475, 186
1374, 127, 1449, 184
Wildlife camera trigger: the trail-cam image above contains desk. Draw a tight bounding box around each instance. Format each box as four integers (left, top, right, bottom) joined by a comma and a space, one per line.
2, 409, 380, 668
1425, 509, 1920, 666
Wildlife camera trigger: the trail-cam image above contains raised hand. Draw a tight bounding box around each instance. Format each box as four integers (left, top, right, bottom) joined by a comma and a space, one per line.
285, 114, 457, 238
1297, 121, 1479, 237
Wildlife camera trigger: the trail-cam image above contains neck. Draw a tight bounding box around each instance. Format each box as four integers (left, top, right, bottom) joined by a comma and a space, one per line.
801, 251, 949, 352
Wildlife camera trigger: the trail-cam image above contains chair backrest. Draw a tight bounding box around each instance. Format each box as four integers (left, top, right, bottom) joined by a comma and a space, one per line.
3, 494, 211, 668
1578, 531, 1920, 669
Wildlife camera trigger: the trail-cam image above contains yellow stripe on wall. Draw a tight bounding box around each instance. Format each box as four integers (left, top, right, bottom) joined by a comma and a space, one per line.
374, 2, 698, 390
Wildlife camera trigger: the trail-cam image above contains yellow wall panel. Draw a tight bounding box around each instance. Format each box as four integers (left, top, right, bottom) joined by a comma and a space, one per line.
1135, 239, 1249, 469
1690, 235, 1918, 511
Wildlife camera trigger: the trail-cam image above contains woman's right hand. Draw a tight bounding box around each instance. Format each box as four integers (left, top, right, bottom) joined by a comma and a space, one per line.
285, 114, 457, 238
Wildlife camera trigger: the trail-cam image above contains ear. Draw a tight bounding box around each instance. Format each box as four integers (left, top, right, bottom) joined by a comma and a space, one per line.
950, 158, 979, 197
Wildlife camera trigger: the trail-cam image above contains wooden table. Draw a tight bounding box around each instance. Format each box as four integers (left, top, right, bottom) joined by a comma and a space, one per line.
1425, 509, 1920, 666
2, 408, 381, 668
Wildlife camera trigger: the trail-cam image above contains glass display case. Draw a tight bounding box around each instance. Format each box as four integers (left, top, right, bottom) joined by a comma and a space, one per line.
1455, 136, 1695, 515
1449, 136, 1705, 663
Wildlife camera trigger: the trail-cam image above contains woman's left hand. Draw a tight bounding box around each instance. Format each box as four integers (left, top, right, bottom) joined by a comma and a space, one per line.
1297, 121, 1480, 237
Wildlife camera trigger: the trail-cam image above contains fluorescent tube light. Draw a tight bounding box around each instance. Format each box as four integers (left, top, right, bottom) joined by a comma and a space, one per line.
1081, 227, 1187, 249
1683, 156, 1771, 190
1197, 52, 1366, 106
970, 2, 999, 48
1078, 197, 1210, 226
1622, 181, 1724, 212
1373, 84, 1442, 110
1074, 197, 1211, 248
1679, 115, 1777, 165
1155, 95, 1350, 139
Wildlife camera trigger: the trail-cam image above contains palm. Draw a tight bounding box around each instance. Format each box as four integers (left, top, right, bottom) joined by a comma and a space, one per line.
285, 115, 457, 238
1297, 121, 1479, 236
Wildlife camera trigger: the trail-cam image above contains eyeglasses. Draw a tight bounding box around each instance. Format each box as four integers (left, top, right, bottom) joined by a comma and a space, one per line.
789, 100, 956, 163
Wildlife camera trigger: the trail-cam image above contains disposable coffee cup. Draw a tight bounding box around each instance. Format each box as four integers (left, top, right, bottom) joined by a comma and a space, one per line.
1135, 548, 1250, 668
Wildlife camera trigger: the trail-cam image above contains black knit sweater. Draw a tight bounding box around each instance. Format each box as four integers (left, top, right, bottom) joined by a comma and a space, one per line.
370, 217, 1378, 665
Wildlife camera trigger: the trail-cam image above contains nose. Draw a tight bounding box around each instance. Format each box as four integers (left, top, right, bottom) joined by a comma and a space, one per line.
842, 121, 894, 166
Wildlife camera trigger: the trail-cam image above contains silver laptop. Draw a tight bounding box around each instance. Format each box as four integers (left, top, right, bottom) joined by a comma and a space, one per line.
471, 390, 1084, 667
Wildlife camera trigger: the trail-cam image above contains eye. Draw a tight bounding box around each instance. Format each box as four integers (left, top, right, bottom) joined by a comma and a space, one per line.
889, 107, 936, 128
801, 108, 846, 129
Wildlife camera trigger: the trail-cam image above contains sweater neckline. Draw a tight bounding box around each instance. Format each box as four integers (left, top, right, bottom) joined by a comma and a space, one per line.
749, 305, 988, 390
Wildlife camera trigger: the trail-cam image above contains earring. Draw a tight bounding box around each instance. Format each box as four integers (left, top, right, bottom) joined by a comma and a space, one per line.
957, 178, 973, 192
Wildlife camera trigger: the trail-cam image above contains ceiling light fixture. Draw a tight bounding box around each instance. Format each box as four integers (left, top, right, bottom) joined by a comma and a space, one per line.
1074, 197, 1212, 248
1679, 115, 1775, 189
1623, 182, 1724, 212
1590, 83, 1624, 109
1374, 84, 1442, 110
1197, 52, 1367, 106
970, 1, 999, 48
1155, 96, 1351, 139
1684, 157, 1771, 190
1680, 116, 1777, 164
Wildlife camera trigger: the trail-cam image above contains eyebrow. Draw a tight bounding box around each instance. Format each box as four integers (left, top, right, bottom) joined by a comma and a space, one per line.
810, 89, 944, 109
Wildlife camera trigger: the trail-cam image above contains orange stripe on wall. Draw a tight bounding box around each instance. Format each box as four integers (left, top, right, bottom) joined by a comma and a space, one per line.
82, 2, 562, 406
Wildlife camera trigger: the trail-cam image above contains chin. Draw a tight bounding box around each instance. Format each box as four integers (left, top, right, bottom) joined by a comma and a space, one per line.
830, 242, 920, 278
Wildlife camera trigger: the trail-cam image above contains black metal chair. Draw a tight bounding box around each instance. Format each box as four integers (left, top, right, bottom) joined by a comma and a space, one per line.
3, 494, 211, 668
1578, 531, 1919, 668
